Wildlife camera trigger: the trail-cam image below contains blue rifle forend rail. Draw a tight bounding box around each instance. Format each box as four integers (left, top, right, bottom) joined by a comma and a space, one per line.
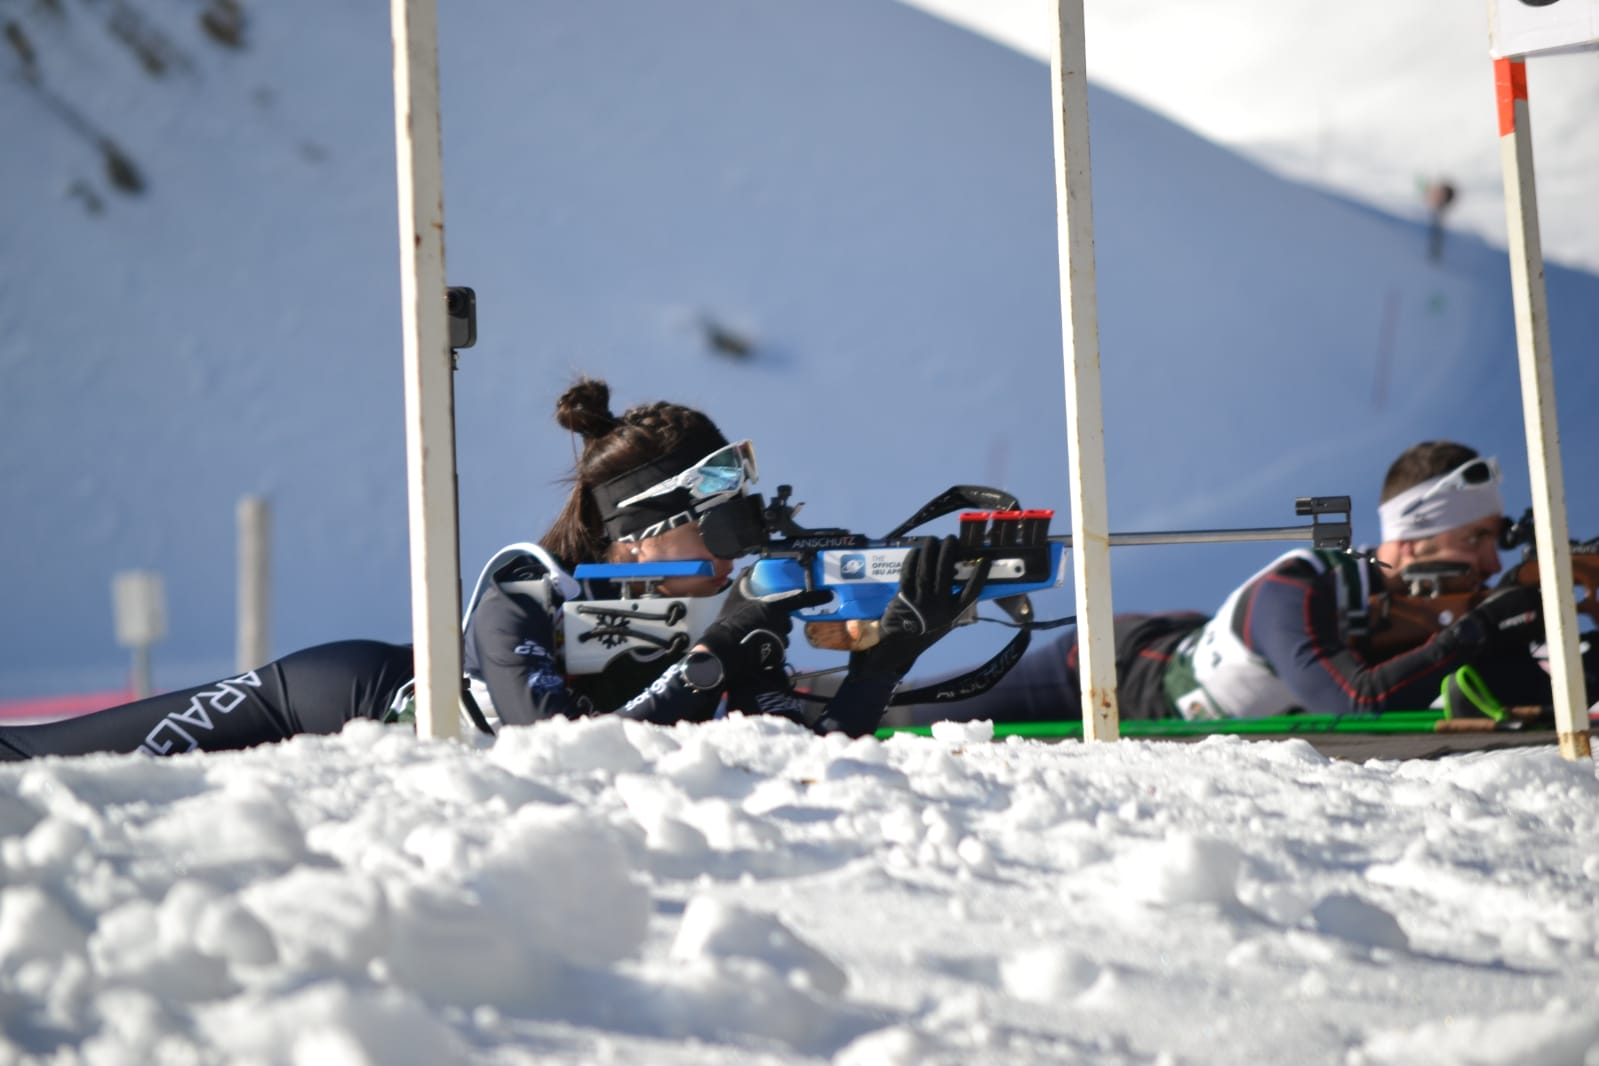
573, 561, 716, 580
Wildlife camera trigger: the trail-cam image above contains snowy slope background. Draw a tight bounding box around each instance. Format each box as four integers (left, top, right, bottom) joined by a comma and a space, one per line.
2, 6, 1599, 1065
1, 0, 1597, 700
902, 0, 1599, 276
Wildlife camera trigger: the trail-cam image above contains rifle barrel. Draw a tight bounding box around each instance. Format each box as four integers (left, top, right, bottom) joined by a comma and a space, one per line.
1050, 524, 1330, 548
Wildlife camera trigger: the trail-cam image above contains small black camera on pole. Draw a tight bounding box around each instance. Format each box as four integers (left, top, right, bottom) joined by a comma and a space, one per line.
446, 286, 476, 365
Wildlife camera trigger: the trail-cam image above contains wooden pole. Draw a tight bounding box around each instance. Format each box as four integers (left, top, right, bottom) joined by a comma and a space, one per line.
1048, 0, 1119, 741
131, 645, 151, 701
1494, 56, 1589, 760
236, 495, 270, 671
111, 570, 165, 700
392, 0, 461, 740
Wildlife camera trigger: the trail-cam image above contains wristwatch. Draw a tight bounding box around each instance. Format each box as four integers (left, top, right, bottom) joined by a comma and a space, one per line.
682, 649, 725, 692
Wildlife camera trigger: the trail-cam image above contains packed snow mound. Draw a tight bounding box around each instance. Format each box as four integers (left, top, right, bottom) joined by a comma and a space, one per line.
2, 716, 1598, 1062
3, 0, 1599, 700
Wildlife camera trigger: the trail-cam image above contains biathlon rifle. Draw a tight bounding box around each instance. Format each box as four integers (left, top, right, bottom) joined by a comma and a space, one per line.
554, 485, 1351, 690
739, 484, 1070, 651
720, 484, 1354, 653
540, 485, 1060, 677
1364, 508, 1599, 659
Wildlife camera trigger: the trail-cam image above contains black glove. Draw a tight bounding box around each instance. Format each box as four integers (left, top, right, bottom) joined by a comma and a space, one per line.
810, 537, 992, 738
848, 535, 991, 681
686, 575, 828, 693
1439, 666, 1506, 720
1438, 584, 1545, 657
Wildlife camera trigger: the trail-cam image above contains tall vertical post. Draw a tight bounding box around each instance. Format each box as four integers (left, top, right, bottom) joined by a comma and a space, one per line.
392, 0, 461, 740
1494, 57, 1589, 760
1048, 0, 1118, 741
111, 570, 165, 700
236, 495, 271, 671
131, 646, 152, 701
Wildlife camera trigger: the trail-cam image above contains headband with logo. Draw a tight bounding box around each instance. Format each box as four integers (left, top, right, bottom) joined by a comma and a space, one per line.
1377, 457, 1503, 541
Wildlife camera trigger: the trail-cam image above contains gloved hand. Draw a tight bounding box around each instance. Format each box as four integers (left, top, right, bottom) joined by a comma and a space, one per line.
847, 535, 991, 681
1439, 665, 1508, 721
1438, 584, 1544, 657
688, 574, 828, 693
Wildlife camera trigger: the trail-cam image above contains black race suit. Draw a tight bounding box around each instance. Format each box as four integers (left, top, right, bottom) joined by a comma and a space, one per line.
0, 640, 414, 760
892, 614, 1206, 726
0, 552, 891, 759
899, 548, 1588, 726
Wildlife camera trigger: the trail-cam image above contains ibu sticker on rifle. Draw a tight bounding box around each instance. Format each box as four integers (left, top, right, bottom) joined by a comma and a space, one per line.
822, 549, 908, 583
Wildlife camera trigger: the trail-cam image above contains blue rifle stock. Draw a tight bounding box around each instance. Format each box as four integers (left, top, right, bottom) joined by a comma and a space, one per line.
726, 485, 1068, 642
743, 539, 1068, 622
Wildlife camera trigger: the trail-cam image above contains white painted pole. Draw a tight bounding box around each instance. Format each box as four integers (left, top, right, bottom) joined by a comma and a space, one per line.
1493, 57, 1589, 761
131, 646, 152, 701
392, 0, 461, 740
111, 570, 165, 699
1048, 0, 1118, 741
236, 495, 271, 671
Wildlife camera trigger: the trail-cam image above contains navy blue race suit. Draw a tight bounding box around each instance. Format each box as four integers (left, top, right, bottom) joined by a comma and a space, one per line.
898, 548, 1588, 725
0, 641, 414, 760
0, 553, 850, 759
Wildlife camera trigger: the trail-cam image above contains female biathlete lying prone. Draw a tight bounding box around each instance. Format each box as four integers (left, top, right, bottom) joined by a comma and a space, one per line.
0, 378, 979, 760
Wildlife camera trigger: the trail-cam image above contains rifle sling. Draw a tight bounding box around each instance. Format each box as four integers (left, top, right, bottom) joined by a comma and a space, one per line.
461, 681, 496, 736
888, 626, 1033, 706
884, 485, 1020, 541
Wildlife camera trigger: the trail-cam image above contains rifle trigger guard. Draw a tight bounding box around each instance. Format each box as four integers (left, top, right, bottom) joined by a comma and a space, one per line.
994, 593, 1033, 626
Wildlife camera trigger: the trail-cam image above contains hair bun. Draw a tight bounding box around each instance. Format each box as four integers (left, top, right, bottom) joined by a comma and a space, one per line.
555, 377, 616, 440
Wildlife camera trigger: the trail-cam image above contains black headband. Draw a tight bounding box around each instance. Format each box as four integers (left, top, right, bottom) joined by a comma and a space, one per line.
590, 428, 729, 542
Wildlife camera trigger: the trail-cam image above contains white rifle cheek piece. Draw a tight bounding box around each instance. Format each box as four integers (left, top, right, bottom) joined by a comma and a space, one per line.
563, 590, 731, 675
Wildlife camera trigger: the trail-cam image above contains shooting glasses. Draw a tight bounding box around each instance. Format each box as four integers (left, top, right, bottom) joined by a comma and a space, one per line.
617, 439, 757, 510
600, 439, 759, 548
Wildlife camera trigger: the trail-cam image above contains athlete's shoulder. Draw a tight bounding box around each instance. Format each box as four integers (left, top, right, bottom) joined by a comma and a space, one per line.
1258, 547, 1371, 578
463, 542, 581, 628
495, 553, 552, 583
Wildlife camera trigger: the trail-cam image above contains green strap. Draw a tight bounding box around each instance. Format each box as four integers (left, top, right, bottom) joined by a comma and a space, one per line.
877, 710, 1450, 740
1440, 665, 1505, 722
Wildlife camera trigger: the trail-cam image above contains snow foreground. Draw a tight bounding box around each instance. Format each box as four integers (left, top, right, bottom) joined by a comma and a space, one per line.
2, 719, 1597, 1065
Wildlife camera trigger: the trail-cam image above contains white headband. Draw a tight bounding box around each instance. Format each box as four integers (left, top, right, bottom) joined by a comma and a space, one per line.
1378, 456, 1504, 542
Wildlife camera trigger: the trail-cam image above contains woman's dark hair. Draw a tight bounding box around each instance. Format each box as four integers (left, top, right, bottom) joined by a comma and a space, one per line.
539, 377, 728, 566
1380, 440, 1479, 503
